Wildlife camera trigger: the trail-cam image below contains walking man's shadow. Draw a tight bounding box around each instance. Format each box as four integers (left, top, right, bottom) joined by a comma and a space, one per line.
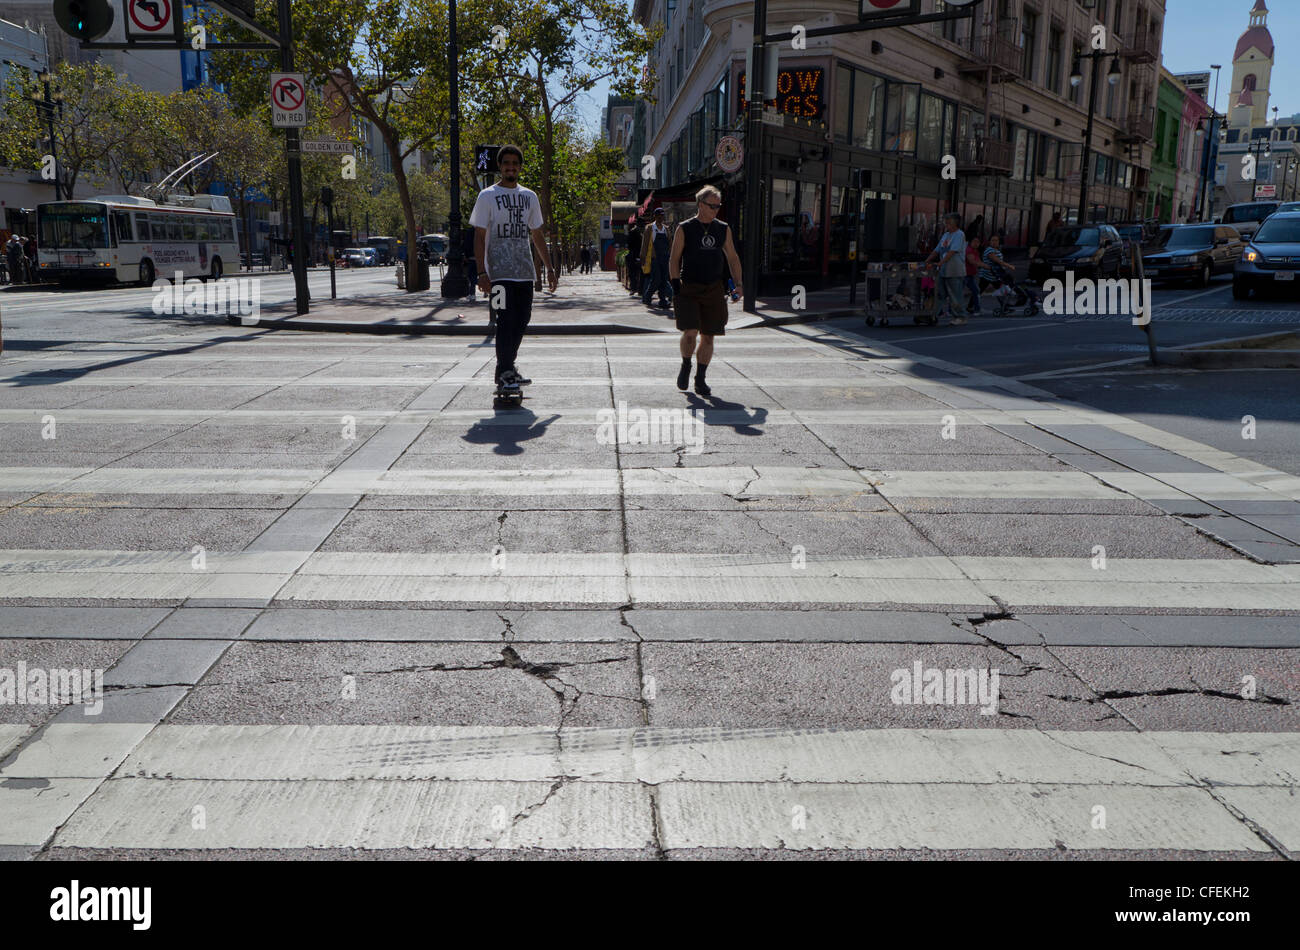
683, 393, 768, 436
461, 409, 559, 456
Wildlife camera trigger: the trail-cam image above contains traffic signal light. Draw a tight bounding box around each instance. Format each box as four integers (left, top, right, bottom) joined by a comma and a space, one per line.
53, 0, 114, 42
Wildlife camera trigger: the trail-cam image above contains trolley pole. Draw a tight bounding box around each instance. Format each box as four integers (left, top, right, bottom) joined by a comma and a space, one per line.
741, 0, 766, 314
278, 0, 310, 315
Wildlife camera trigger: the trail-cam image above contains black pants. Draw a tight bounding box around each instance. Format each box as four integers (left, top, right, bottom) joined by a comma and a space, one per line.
491, 280, 533, 381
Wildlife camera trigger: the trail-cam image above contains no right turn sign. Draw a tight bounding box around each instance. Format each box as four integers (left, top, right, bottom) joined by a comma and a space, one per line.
270, 73, 307, 128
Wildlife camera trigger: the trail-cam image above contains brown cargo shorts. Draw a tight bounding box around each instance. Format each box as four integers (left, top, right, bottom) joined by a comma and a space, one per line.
673, 280, 729, 335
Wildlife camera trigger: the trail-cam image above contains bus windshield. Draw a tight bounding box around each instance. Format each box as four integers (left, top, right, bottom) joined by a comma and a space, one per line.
39, 203, 110, 250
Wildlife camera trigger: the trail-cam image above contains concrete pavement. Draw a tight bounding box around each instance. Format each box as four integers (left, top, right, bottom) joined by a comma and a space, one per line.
1, 282, 1298, 859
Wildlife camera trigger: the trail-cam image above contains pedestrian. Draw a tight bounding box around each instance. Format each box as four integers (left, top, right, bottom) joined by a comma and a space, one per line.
964, 235, 983, 316
4, 234, 22, 284
923, 213, 967, 326
1045, 211, 1063, 237
641, 207, 673, 308
20, 236, 35, 283
626, 223, 642, 296
668, 185, 743, 396
470, 143, 557, 391
580, 244, 591, 274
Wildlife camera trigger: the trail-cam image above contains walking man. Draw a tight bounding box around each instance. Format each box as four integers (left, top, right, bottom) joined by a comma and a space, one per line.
641, 207, 673, 308
471, 144, 558, 389
924, 213, 968, 327
668, 185, 743, 396
625, 222, 642, 296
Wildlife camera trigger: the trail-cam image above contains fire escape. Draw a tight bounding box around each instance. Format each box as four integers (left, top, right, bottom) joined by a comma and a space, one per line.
954, 12, 1020, 176
1115, 6, 1162, 215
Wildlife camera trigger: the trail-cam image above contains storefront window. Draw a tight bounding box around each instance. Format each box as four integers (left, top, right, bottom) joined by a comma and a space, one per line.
1012, 126, 1029, 180
768, 179, 824, 273
1040, 137, 1059, 179
918, 94, 944, 163
835, 65, 852, 144
853, 73, 885, 150
884, 83, 919, 153
943, 102, 956, 161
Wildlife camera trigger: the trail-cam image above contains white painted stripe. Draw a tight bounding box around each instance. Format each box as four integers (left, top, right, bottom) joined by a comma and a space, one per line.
4, 466, 1299, 505
57, 779, 654, 850
2, 375, 921, 389
2, 723, 154, 778
0, 778, 103, 847
0, 407, 1123, 426
113, 726, 1299, 786
34, 726, 1296, 851
0, 724, 32, 761
655, 783, 1265, 851
4, 551, 1297, 608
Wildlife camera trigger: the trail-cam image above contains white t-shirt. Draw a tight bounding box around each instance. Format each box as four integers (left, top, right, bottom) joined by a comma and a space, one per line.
469, 182, 544, 281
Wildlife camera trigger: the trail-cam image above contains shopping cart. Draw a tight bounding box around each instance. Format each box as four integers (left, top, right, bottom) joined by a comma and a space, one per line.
863, 262, 941, 327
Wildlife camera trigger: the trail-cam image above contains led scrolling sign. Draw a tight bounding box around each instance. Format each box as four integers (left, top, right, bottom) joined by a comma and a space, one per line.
737, 68, 825, 121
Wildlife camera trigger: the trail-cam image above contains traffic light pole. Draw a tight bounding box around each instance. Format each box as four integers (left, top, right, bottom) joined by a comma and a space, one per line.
277, 0, 310, 315
440, 0, 469, 299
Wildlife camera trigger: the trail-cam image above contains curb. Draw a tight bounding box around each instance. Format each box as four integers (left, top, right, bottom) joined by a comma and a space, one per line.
1156, 349, 1300, 369
230, 306, 862, 337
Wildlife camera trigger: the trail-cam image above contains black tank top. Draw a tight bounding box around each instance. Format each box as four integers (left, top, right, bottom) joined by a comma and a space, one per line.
680, 218, 728, 284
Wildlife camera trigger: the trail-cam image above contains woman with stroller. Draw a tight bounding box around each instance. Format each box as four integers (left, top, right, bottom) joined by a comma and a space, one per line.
978, 234, 1037, 316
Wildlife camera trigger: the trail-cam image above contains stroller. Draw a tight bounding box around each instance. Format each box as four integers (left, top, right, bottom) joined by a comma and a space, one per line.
982, 269, 1040, 317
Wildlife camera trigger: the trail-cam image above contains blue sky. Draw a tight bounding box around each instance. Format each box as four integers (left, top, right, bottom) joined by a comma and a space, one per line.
1157, 0, 1295, 117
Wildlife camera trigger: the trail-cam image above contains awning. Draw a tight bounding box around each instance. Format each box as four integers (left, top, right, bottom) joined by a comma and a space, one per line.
634, 174, 726, 220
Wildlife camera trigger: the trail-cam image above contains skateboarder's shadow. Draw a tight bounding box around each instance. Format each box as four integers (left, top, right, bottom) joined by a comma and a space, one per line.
461, 411, 559, 455
683, 393, 768, 436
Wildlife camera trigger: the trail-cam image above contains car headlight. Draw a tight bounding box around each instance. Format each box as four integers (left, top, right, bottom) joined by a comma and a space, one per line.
1243, 247, 1260, 263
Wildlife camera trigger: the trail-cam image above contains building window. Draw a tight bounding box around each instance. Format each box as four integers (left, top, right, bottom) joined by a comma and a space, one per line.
853, 72, 886, 151
1039, 136, 1059, 179
834, 64, 852, 144
1020, 9, 1038, 84
937, 1, 959, 42
918, 93, 944, 162
1046, 26, 1063, 94
884, 82, 919, 154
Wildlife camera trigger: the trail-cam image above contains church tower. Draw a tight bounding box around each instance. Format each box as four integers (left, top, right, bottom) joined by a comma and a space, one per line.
1229, 0, 1274, 129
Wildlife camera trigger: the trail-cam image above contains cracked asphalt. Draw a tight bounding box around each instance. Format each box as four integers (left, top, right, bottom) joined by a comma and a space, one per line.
1, 282, 1298, 860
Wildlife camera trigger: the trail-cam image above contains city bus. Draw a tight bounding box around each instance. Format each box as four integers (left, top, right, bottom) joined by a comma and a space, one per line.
36, 194, 240, 287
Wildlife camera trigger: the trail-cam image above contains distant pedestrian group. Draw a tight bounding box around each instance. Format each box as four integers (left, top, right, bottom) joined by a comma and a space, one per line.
3, 234, 38, 284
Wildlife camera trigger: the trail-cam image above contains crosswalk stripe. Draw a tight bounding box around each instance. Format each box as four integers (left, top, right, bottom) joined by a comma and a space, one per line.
19, 726, 1293, 851
3, 550, 1296, 609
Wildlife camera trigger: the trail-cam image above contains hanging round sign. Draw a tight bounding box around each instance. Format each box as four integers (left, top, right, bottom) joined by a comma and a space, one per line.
716, 135, 744, 173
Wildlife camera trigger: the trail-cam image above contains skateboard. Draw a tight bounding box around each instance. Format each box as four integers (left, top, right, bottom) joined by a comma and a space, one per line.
493, 381, 525, 409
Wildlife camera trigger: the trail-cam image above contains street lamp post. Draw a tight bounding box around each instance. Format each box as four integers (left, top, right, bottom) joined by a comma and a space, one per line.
1070, 52, 1121, 226
440, 0, 469, 298
740, 1, 767, 313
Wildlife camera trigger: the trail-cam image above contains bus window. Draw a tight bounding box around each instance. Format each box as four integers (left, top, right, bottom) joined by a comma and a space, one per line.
135, 213, 151, 242
167, 216, 183, 241
112, 211, 132, 244
197, 217, 211, 241
182, 216, 196, 241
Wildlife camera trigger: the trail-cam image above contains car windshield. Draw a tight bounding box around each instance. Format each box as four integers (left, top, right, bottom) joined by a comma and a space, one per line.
1277, 203, 1300, 214
1044, 227, 1099, 247
1151, 227, 1215, 248
1117, 226, 1143, 241
38, 204, 110, 250
1223, 204, 1276, 224
1253, 218, 1300, 244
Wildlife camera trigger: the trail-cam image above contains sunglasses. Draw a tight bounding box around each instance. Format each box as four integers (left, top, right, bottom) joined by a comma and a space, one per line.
702, 202, 721, 210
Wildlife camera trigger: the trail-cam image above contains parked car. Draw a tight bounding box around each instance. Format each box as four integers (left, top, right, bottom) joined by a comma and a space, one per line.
1233, 211, 1300, 300
1220, 201, 1281, 241
1141, 224, 1245, 286
340, 248, 371, 267
1113, 222, 1150, 277
1028, 224, 1124, 283
1274, 201, 1300, 215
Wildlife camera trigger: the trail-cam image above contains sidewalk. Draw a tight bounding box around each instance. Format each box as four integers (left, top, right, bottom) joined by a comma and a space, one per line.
239, 270, 865, 335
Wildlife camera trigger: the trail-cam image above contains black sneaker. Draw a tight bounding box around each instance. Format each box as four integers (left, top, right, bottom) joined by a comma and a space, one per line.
694, 377, 712, 396
498, 368, 528, 387
676, 363, 691, 390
